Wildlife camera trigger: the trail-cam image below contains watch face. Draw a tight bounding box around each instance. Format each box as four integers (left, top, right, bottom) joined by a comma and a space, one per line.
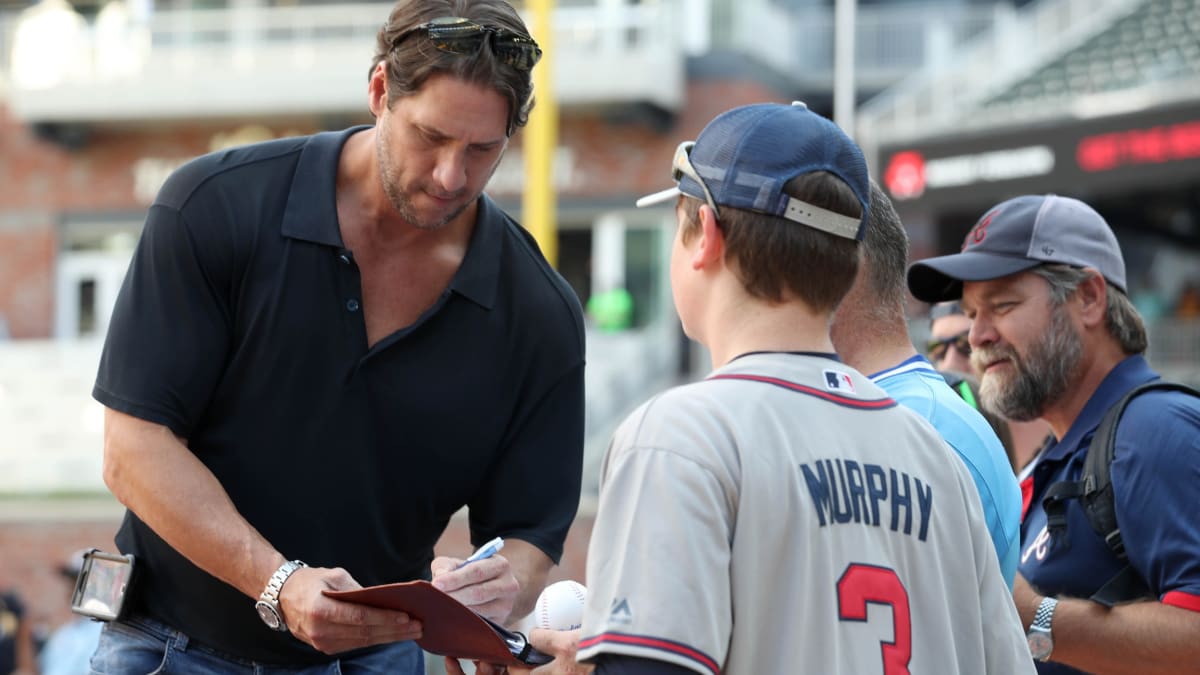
1028, 630, 1053, 660
256, 600, 282, 630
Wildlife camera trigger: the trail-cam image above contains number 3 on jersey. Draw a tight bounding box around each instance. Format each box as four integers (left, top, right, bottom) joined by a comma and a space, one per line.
837, 563, 912, 675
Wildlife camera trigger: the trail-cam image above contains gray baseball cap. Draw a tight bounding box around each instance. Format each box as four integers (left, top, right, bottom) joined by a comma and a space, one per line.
907, 194, 1126, 303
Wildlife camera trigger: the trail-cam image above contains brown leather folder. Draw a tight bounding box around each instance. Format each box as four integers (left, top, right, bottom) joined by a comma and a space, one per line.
326, 581, 551, 667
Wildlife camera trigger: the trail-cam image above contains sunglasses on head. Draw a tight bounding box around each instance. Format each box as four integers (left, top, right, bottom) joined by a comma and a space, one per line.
672, 141, 721, 217
926, 331, 971, 362
394, 17, 542, 70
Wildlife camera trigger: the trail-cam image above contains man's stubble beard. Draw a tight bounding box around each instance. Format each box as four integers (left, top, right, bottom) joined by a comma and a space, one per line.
975, 308, 1083, 422
375, 125, 485, 232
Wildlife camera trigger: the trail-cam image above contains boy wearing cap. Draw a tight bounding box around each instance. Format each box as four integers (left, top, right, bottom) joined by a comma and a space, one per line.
468, 103, 1033, 675
908, 194, 1200, 674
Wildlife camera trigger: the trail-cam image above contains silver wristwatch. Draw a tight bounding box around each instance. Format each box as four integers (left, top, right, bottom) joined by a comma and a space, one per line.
255, 560, 307, 632
1026, 596, 1058, 662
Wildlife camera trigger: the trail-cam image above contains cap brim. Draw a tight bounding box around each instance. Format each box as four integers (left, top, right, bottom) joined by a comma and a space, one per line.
635, 186, 680, 209
907, 252, 1041, 303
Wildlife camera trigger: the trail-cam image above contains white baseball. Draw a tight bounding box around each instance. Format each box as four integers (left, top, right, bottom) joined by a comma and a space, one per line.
533, 580, 587, 631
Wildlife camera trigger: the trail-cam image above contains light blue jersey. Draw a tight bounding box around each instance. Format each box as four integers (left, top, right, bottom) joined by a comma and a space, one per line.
871, 355, 1022, 586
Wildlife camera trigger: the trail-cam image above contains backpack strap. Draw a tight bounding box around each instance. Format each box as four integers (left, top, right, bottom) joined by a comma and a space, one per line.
1042, 380, 1200, 606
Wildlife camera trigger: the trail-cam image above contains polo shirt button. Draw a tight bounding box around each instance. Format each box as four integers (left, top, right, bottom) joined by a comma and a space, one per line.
346, 299, 360, 312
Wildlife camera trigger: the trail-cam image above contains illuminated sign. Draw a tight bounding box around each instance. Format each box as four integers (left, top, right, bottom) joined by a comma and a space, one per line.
883, 145, 1055, 200
1077, 120, 1200, 172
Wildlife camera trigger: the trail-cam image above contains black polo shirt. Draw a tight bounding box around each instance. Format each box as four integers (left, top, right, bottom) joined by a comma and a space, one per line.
93, 127, 586, 665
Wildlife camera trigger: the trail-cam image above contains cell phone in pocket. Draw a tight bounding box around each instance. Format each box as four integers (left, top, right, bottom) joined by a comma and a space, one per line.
70, 549, 136, 621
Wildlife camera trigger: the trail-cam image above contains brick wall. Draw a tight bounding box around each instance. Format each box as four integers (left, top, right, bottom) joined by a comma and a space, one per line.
0, 75, 791, 338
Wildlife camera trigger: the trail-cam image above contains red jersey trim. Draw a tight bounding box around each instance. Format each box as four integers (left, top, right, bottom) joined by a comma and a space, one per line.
708, 374, 897, 410
579, 632, 719, 675
1163, 590, 1200, 613
1020, 475, 1034, 522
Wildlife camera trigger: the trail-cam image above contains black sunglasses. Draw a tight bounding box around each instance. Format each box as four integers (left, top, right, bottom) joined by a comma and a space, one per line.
394, 16, 543, 70
926, 331, 971, 362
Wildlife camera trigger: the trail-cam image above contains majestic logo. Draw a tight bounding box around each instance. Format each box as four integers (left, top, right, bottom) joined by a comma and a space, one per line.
823, 370, 856, 393
609, 598, 633, 625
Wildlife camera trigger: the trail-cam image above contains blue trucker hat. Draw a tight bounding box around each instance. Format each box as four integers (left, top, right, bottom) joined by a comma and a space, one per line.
907, 194, 1127, 303
636, 102, 871, 240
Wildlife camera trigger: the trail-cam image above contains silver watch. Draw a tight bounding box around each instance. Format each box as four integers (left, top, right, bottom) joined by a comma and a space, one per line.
1026, 596, 1058, 662
255, 560, 307, 632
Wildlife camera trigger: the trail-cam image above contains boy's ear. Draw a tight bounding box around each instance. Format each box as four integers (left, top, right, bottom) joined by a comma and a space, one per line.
691, 204, 725, 270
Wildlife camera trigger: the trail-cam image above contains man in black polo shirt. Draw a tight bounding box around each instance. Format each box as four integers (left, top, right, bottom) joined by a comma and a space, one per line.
90, 0, 585, 672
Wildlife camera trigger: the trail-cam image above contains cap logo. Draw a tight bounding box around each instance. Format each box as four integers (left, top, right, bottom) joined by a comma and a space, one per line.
963, 208, 999, 251
1041, 245, 1055, 256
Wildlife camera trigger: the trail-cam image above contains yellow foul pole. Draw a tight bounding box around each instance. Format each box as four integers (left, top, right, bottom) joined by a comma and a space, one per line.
522, 0, 558, 267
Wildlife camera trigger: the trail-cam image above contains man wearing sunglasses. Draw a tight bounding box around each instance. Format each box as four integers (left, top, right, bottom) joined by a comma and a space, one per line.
476, 102, 1032, 675
91, 1, 583, 673
927, 301, 974, 372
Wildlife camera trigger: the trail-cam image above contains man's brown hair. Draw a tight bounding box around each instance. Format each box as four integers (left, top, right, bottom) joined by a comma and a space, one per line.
372, 0, 536, 135
680, 171, 862, 313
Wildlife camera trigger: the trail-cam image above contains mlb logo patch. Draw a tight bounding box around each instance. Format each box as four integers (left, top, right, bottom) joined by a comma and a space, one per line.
823, 369, 855, 393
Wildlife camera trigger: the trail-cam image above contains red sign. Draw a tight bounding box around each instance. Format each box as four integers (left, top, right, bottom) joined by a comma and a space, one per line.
1077, 120, 1200, 172
883, 151, 927, 200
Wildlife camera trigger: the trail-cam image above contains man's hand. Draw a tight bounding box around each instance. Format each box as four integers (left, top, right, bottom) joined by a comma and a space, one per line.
512, 628, 592, 675
431, 554, 520, 623
278, 565, 422, 654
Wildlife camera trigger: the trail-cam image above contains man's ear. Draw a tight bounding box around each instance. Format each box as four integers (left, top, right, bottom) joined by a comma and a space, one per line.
691, 204, 725, 271
367, 61, 389, 117
1076, 269, 1109, 328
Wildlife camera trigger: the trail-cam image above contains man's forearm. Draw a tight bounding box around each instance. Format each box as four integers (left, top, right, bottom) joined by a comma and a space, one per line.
501, 538, 555, 621
102, 407, 284, 599
1035, 595, 1200, 674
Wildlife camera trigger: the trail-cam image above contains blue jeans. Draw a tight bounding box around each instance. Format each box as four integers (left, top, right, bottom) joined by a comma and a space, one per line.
88, 615, 424, 675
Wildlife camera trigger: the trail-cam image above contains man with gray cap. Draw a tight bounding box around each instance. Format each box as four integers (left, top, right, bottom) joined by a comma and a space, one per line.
908, 194, 1200, 674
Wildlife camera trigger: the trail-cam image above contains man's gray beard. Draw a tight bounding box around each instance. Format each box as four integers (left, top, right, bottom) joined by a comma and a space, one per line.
979, 309, 1083, 422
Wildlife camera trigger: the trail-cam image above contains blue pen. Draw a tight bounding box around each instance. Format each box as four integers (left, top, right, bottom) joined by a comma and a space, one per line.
456, 536, 505, 569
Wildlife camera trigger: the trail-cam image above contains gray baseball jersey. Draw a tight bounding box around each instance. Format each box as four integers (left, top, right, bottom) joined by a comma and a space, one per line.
577, 353, 1034, 675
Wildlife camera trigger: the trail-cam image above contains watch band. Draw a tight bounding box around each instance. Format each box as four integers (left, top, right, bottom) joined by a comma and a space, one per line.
256, 559, 307, 632
1027, 596, 1058, 662
1032, 596, 1058, 632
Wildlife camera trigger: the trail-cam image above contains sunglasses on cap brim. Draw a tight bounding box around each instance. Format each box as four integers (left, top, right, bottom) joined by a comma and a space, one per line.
672, 141, 721, 217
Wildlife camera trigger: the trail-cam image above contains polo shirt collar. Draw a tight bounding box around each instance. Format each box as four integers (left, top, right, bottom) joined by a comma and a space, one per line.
279, 126, 502, 310
280, 126, 367, 248
1043, 354, 1159, 461
449, 193, 503, 310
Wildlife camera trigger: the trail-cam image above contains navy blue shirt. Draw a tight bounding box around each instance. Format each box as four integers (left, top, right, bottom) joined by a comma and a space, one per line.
94, 127, 586, 664
1018, 355, 1200, 674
